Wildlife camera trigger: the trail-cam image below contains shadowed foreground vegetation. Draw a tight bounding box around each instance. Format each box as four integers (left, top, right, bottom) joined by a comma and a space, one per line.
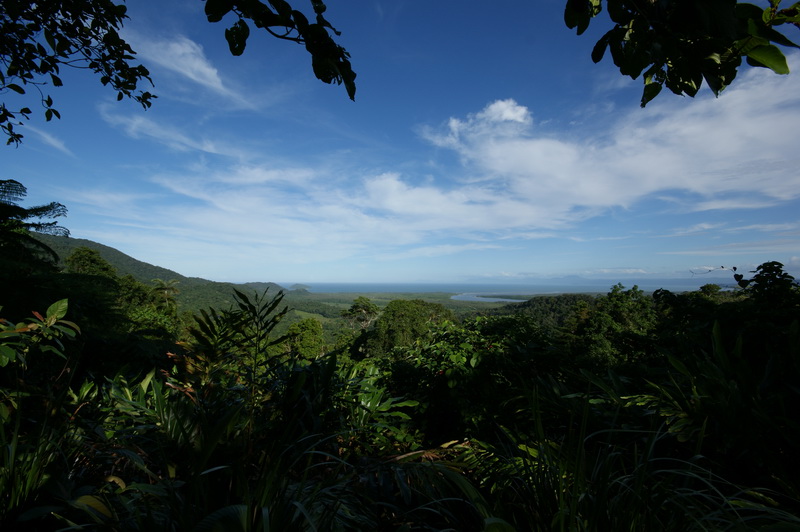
3, 194, 800, 529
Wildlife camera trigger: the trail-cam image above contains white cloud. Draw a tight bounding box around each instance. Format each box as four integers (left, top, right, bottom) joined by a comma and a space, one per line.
725, 222, 800, 233
416, 62, 800, 227
25, 125, 74, 157
478, 99, 532, 124
63, 57, 800, 281
99, 106, 250, 158
662, 223, 727, 237
127, 34, 253, 107
377, 243, 503, 261
661, 238, 800, 256
592, 268, 648, 275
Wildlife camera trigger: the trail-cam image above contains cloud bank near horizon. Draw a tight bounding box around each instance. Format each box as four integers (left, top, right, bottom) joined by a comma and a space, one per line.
58, 51, 800, 281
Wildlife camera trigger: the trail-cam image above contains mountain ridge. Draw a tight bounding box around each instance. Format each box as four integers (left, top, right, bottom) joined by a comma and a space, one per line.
34, 234, 287, 312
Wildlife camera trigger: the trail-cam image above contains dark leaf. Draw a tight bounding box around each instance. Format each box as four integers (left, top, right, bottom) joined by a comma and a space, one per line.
205, 0, 233, 23
44, 29, 56, 51
591, 33, 610, 63
565, 0, 600, 35
225, 20, 250, 56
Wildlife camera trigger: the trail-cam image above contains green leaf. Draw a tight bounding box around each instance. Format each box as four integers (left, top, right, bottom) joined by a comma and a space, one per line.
746, 43, 790, 74
0, 344, 17, 366
46, 299, 69, 320
761, 25, 800, 49
139, 369, 156, 393
484, 517, 517, 532
74, 495, 112, 518
640, 80, 662, 107
195, 505, 251, 532
7, 84, 25, 94
773, 3, 800, 25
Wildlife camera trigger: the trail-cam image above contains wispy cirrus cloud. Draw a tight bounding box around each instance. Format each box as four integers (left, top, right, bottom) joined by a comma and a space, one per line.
25, 125, 74, 157
127, 33, 255, 108
98, 105, 251, 158
376, 243, 504, 261
724, 222, 800, 233
661, 223, 727, 237
661, 238, 800, 256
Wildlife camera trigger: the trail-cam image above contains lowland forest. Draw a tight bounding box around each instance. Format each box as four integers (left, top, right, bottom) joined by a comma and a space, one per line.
3, 181, 800, 530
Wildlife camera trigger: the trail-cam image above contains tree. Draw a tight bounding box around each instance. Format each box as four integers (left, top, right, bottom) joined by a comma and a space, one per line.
341, 296, 379, 330
64, 246, 117, 277
285, 317, 325, 359
566, 284, 657, 367
364, 299, 452, 358
0, 179, 67, 275
1, 0, 355, 145
565, 0, 800, 106
151, 278, 180, 314
0, 0, 154, 145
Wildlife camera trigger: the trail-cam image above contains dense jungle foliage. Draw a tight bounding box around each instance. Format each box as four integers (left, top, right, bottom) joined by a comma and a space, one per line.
3, 181, 800, 530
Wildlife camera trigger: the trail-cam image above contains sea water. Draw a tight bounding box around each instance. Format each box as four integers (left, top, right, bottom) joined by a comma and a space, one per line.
282, 278, 734, 301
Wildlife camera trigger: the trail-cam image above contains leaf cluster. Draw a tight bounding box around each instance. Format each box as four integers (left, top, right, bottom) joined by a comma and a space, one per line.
0, 0, 155, 144
565, 0, 800, 106
204, 0, 356, 100
0, 180, 68, 279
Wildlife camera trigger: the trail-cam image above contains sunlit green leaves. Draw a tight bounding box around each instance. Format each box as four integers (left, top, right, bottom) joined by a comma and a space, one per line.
46, 299, 69, 321
0, 299, 78, 368
745, 42, 790, 73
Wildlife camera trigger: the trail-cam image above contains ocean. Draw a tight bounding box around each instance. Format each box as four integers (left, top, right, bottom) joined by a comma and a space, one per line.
282, 278, 735, 301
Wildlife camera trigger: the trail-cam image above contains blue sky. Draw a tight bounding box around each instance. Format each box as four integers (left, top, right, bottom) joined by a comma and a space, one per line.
5, 0, 800, 284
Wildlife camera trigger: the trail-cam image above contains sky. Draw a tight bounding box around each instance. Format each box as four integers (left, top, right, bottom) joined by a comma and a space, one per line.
5, 0, 800, 285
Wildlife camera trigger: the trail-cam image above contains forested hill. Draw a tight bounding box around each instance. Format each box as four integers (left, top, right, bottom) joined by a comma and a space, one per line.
495, 293, 597, 328
34, 234, 287, 311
